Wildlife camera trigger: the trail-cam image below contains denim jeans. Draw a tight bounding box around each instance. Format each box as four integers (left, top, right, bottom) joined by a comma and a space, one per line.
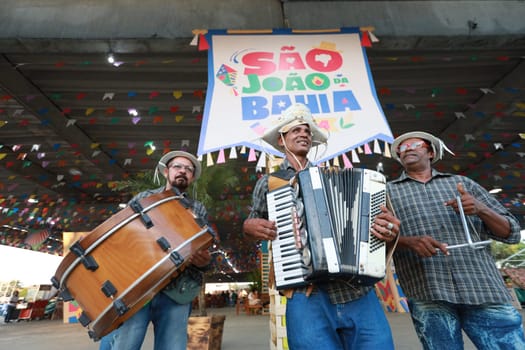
4, 304, 15, 322
104, 291, 191, 350
285, 289, 394, 350
98, 329, 115, 350
408, 299, 525, 350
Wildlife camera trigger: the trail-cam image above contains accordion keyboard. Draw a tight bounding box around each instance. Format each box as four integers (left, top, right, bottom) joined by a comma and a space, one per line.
267, 185, 309, 289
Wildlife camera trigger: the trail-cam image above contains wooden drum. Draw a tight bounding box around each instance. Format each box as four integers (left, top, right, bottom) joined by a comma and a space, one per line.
52, 190, 214, 340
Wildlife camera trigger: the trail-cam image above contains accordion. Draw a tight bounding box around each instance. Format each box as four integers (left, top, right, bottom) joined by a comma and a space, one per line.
267, 167, 387, 290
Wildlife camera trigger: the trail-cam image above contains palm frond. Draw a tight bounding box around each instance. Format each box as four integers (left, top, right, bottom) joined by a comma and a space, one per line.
111, 163, 241, 209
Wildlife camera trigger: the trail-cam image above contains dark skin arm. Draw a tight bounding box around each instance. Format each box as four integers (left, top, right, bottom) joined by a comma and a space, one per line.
397, 235, 449, 257
242, 217, 277, 241
188, 249, 212, 268
444, 182, 511, 239
370, 205, 400, 246
399, 182, 511, 258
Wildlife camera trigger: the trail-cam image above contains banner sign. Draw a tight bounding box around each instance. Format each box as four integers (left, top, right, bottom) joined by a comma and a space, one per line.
198, 28, 393, 163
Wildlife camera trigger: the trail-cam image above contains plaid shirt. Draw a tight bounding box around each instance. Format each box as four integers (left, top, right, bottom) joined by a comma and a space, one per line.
130, 186, 208, 220
248, 159, 372, 304
387, 169, 521, 304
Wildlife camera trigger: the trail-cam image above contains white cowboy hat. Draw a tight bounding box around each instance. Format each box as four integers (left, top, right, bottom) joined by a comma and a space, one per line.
391, 131, 454, 164
155, 150, 202, 182
262, 103, 328, 151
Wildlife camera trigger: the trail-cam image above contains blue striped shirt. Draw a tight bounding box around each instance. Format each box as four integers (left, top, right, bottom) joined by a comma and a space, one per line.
387, 169, 521, 304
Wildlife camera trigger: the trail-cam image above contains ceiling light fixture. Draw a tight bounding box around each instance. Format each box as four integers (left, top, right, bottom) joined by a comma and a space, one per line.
107, 52, 115, 64
489, 187, 502, 194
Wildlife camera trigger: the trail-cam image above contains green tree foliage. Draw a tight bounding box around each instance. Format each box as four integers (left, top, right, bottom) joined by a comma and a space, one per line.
188, 164, 240, 209
491, 241, 525, 262
247, 268, 262, 293
111, 163, 240, 209
111, 171, 157, 195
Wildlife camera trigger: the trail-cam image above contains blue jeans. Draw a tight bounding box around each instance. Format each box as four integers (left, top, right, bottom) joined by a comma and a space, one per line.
286, 289, 394, 350
98, 329, 115, 350
408, 299, 525, 350
4, 304, 16, 322
103, 292, 191, 350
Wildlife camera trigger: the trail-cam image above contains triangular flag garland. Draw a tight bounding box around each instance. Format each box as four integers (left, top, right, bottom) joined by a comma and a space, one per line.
229, 147, 238, 159
256, 151, 266, 170
373, 139, 382, 154
332, 156, 340, 168
216, 149, 226, 164
384, 141, 392, 158
2, 39, 525, 230
360, 31, 372, 47
3, 139, 400, 192
198, 34, 209, 51
198, 139, 394, 170
2, 135, 524, 233
342, 153, 353, 169
206, 152, 214, 166
368, 30, 379, 43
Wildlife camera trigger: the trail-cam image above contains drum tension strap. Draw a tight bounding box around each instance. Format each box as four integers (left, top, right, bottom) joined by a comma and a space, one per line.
129, 200, 153, 228
99, 280, 130, 315
58, 288, 74, 302
170, 251, 184, 267
70, 241, 99, 271
78, 312, 91, 327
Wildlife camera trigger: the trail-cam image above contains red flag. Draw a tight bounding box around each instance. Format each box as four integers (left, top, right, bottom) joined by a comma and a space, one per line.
198, 34, 209, 51
361, 31, 372, 47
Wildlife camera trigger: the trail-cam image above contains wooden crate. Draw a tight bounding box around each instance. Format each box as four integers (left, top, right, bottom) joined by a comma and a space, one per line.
187, 314, 226, 350
269, 288, 288, 350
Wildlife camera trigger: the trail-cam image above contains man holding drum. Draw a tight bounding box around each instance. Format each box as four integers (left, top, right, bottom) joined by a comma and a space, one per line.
101, 151, 212, 350
242, 103, 400, 349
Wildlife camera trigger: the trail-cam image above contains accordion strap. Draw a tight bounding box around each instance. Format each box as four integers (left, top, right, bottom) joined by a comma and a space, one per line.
385, 193, 400, 266
268, 169, 295, 191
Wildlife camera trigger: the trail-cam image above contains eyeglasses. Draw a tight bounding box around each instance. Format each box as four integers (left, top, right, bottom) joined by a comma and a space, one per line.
397, 141, 428, 153
169, 163, 195, 173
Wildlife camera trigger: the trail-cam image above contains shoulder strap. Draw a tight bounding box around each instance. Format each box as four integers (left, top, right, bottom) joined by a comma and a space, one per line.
268, 169, 295, 191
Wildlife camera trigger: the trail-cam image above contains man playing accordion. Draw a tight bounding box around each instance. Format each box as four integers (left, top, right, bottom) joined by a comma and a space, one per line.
243, 103, 400, 349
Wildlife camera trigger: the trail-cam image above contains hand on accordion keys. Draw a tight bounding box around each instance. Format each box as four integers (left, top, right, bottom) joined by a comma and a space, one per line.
242, 218, 277, 241
371, 205, 400, 243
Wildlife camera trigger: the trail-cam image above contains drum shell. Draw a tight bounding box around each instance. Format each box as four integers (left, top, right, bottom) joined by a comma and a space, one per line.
53, 191, 213, 339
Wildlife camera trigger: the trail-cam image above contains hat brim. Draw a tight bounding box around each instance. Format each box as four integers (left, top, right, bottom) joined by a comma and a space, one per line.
391, 131, 443, 164
157, 151, 201, 180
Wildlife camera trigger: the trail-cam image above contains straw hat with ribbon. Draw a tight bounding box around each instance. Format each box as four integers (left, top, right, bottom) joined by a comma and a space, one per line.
262, 103, 328, 152
391, 131, 454, 164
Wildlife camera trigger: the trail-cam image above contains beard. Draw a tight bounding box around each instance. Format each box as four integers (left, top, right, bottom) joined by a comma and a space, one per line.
170, 175, 189, 191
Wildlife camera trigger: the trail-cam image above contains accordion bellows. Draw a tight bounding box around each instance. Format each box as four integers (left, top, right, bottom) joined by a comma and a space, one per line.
268, 167, 387, 290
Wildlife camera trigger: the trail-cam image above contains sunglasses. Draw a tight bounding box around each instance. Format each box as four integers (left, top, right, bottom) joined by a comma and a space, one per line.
397, 140, 429, 153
